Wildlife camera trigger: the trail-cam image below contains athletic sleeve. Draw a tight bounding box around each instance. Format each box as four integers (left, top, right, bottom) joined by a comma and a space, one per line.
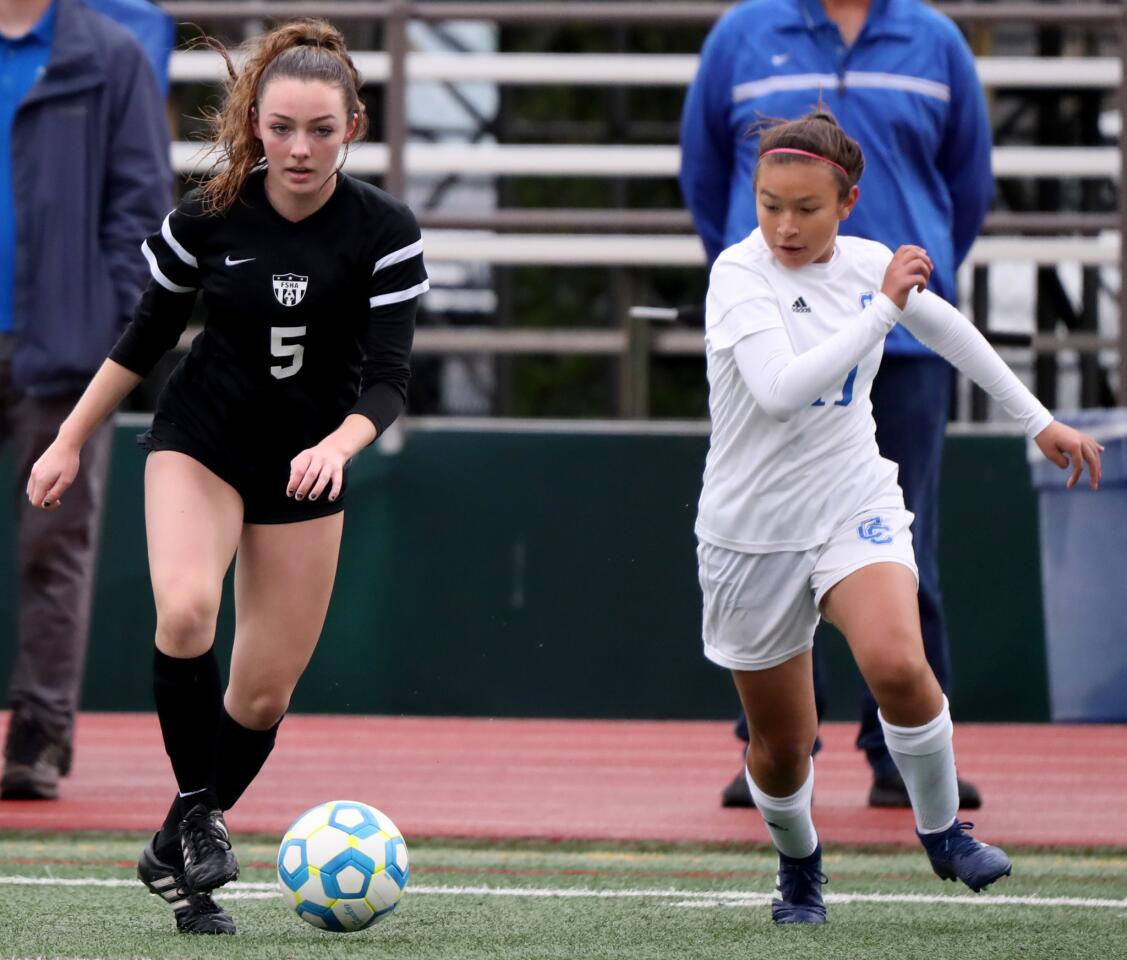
732, 294, 901, 421
349, 212, 429, 433
704, 258, 785, 351
109, 191, 207, 376
900, 289, 1052, 437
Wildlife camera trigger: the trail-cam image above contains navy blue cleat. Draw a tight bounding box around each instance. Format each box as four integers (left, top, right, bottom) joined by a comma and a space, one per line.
919, 820, 1012, 893
771, 844, 828, 924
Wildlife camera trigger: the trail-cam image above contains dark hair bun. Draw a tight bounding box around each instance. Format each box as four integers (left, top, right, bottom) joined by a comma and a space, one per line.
754, 108, 865, 195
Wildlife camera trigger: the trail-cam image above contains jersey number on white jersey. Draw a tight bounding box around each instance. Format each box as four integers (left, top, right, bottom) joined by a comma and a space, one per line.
270, 326, 307, 380
812, 365, 859, 407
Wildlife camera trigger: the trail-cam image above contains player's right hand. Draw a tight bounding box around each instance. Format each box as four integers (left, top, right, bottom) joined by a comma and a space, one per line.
881, 245, 933, 310
26, 439, 81, 511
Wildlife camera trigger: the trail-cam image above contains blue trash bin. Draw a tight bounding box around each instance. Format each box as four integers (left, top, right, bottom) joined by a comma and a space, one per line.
1028, 409, 1127, 722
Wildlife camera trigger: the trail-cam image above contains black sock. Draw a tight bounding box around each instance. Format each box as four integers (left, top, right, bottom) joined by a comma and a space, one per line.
152, 647, 222, 801
154, 795, 185, 864
216, 708, 282, 811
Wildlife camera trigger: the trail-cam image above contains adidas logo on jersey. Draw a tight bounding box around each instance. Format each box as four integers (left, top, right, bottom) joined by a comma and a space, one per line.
791, 297, 811, 313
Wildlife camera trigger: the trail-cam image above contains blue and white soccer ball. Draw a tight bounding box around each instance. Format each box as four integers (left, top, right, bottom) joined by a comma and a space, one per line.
277, 800, 409, 932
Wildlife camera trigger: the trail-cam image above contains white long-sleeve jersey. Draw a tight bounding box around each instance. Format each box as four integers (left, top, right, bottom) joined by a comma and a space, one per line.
696, 229, 1052, 553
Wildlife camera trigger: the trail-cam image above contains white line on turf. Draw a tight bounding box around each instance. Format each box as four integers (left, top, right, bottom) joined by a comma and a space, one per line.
0, 876, 1125, 910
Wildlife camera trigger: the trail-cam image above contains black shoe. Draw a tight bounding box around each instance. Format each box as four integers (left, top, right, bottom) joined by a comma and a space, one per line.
1, 710, 67, 800
179, 804, 239, 892
721, 769, 755, 808
956, 778, 982, 810
138, 834, 236, 934
868, 770, 983, 810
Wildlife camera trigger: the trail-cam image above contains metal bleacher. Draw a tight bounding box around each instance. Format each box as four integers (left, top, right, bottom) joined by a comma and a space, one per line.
159, 1, 1127, 416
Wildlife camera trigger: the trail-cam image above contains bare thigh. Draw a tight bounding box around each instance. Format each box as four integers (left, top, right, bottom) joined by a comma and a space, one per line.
225, 513, 344, 730
145, 452, 244, 657
731, 651, 818, 797
820, 562, 942, 726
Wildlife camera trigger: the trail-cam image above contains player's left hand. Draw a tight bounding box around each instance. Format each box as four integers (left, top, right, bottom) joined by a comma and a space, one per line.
288, 440, 348, 503
1034, 421, 1103, 490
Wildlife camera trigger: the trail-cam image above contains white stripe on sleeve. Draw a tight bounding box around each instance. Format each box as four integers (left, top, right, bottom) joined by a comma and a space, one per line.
369, 279, 430, 309
161, 214, 198, 268
372, 238, 424, 274
141, 240, 196, 294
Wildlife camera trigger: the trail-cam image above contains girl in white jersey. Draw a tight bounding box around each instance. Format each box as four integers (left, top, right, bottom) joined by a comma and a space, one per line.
698, 111, 1103, 925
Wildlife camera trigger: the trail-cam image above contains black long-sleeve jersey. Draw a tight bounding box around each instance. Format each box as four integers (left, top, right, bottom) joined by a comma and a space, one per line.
111, 170, 427, 460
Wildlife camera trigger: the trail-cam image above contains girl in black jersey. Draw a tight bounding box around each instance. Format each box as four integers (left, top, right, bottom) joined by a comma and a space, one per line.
25, 19, 427, 935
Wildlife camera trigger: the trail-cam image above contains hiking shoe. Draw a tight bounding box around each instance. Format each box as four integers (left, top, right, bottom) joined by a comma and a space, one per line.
919, 820, 1012, 893
868, 770, 983, 810
721, 769, 755, 808
180, 804, 239, 892
138, 834, 235, 934
771, 844, 827, 924
1, 711, 67, 800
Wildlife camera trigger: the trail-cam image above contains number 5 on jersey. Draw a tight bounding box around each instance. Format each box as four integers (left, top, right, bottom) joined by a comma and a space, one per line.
271, 326, 307, 380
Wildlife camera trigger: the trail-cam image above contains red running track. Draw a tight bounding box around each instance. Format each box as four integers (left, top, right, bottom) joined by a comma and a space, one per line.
0, 712, 1123, 848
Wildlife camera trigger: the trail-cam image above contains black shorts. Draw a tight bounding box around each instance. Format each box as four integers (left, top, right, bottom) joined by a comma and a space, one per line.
138, 415, 347, 525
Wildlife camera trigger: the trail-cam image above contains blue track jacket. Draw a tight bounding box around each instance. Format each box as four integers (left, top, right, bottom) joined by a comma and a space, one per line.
680, 0, 992, 356
85, 0, 176, 96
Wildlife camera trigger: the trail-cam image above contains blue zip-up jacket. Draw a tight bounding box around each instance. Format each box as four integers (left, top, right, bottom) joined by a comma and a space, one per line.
11, 0, 171, 396
679, 0, 992, 356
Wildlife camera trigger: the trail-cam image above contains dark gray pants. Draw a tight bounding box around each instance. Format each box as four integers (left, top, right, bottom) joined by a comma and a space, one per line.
1, 334, 112, 746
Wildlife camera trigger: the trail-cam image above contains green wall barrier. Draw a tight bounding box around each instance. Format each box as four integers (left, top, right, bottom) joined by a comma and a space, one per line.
0, 422, 1046, 721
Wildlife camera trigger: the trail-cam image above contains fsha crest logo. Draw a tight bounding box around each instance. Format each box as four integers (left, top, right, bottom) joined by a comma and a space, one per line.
273, 273, 309, 307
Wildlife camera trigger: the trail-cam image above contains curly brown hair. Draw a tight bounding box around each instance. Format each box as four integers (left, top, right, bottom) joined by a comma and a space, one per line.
195, 18, 369, 214
754, 110, 865, 198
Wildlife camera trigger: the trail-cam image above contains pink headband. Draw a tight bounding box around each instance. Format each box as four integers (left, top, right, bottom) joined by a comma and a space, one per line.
761, 148, 848, 178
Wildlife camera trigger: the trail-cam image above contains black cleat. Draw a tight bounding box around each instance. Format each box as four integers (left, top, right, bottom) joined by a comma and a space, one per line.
868, 770, 983, 810
138, 834, 236, 934
721, 768, 756, 808
180, 803, 239, 892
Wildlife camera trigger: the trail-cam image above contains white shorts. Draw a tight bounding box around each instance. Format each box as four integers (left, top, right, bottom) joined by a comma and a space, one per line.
698, 508, 919, 672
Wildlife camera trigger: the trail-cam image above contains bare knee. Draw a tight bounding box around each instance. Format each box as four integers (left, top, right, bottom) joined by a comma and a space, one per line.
155, 592, 220, 656
226, 688, 289, 730
869, 651, 936, 710
748, 730, 814, 783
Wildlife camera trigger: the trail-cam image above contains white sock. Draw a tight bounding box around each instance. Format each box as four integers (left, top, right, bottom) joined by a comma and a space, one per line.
879, 695, 959, 834
745, 761, 818, 859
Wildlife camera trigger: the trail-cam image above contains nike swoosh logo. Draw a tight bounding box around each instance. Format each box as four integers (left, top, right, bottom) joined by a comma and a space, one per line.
225, 256, 255, 266
771, 53, 790, 66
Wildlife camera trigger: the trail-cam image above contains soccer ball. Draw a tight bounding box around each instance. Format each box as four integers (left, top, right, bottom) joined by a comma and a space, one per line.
277, 800, 409, 932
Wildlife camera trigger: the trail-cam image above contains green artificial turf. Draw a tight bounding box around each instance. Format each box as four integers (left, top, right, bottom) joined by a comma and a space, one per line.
1, 833, 1125, 960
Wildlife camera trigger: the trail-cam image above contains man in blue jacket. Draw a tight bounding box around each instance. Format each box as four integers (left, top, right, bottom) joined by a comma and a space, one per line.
680, 0, 990, 809
0, 0, 171, 799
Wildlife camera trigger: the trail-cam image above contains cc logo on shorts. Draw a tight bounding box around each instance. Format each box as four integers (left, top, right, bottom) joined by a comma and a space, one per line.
857, 517, 893, 544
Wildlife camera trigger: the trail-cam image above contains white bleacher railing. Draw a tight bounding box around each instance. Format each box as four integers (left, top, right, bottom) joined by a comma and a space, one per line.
417, 233, 1119, 269
169, 51, 1121, 89
173, 142, 1119, 181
